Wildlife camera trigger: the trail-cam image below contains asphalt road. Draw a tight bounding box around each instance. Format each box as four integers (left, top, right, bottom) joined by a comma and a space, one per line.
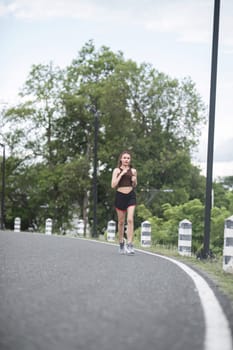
0, 230, 232, 350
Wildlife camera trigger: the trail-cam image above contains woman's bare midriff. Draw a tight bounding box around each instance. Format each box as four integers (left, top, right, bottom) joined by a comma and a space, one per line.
117, 186, 133, 194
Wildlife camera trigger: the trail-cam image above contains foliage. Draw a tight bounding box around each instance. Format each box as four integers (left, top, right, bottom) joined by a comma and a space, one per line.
136, 198, 232, 255
1, 39, 231, 251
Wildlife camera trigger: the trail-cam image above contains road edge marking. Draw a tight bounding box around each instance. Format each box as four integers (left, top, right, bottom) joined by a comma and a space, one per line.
23, 233, 233, 350
135, 248, 233, 350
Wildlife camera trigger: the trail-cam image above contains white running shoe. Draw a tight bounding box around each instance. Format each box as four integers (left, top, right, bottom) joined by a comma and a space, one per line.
125, 243, 135, 255
129, 243, 135, 254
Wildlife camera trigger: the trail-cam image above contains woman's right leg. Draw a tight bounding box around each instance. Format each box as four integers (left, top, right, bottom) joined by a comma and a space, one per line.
116, 209, 126, 243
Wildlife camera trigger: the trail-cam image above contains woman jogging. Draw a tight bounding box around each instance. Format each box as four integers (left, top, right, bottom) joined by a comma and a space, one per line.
111, 150, 137, 254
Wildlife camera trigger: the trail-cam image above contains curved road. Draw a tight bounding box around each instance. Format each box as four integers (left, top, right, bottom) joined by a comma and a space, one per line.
0, 231, 232, 350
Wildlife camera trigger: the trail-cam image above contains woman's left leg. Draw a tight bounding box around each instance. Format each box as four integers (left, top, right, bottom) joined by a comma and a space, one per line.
126, 205, 136, 244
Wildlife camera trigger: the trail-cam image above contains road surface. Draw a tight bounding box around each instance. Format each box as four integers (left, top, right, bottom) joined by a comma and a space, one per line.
0, 230, 232, 350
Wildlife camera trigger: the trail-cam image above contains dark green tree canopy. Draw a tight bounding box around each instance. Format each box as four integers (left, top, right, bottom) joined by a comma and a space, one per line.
1, 40, 207, 232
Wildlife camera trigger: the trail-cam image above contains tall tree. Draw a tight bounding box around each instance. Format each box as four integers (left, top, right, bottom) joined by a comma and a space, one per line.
2, 41, 206, 233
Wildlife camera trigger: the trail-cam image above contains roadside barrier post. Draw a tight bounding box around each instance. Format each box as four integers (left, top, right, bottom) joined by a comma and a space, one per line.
223, 215, 233, 273
45, 218, 52, 235
141, 221, 151, 247
178, 219, 192, 256
14, 217, 21, 233
107, 220, 116, 242
77, 219, 85, 237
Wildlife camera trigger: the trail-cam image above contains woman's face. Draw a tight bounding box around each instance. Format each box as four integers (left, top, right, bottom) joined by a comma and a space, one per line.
121, 153, 131, 166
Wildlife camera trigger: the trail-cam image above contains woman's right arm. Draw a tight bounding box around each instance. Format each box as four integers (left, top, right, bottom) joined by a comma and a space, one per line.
111, 168, 122, 188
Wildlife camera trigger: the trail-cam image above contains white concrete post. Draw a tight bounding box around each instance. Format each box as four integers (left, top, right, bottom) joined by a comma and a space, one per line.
14, 217, 21, 233
77, 219, 85, 237
45, 218, 53, 235
223, 215, 233, 273
107, 220, 116, 242
141, 221, 151, 247
178, 219, 192, 256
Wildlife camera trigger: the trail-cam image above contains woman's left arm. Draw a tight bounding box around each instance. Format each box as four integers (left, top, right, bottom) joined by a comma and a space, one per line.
131, 169, 137, 187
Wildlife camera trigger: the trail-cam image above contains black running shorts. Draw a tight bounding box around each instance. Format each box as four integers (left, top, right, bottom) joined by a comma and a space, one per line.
115, 190, 136, 212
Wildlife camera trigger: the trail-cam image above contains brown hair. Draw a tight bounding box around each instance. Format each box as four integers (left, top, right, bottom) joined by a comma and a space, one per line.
117, 150, 132, 168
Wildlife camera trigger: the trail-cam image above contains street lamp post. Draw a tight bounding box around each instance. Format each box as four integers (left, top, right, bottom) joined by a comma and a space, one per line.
92, 107, 99, 238
0, 143, 5, 230
203, 0, 220, 258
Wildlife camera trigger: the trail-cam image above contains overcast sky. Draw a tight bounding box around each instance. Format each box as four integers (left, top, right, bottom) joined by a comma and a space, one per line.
0, 0, 233, 177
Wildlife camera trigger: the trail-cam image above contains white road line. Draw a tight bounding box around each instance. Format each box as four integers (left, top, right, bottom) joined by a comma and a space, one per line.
136, 248, 233, 350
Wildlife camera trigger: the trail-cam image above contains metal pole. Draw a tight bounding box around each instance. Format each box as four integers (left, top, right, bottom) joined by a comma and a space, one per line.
93, 110, 98, 237
0, 143, 5, 230
203, 0, 220, 258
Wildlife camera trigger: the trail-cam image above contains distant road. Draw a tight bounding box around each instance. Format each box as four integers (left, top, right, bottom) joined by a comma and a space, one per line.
0, 231, 232, 350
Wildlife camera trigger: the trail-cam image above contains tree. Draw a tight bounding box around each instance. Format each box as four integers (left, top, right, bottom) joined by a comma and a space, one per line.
2, 41, 207, 233
4, 63, 65, 164
218, 176, 233, 191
